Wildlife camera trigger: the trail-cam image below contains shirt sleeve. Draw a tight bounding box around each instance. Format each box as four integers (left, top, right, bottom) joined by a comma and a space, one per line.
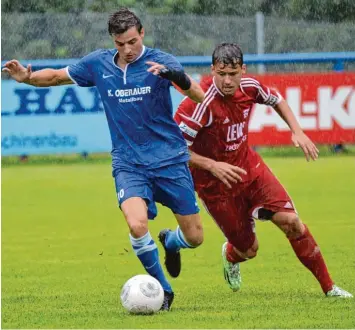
241, 77, 283, 107
157, 52, 183, 72
66, 50, 99, 87
174, 96, 212, 146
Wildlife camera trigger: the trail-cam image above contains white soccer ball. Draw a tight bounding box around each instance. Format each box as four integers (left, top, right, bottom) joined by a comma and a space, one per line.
120, 274, 164, 314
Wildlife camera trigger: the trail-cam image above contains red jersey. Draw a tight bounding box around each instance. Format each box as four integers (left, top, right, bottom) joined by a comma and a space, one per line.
174, 76, 283, 198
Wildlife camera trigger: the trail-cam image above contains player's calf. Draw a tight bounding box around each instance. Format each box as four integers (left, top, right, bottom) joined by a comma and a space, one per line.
227, 239, 259, 262
130, 231, 173, 294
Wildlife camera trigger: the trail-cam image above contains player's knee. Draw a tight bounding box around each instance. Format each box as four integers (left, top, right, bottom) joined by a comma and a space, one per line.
184, 223, 204, 247
239, 249, 257, 260
127, 218, 149, 238
238, 239, 258, 259
284, 215, 304, 239
176, 214, 204, 247
245, 249, 257, 259
245, 242, 259, 259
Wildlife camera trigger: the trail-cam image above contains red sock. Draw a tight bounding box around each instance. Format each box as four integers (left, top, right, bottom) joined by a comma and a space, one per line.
226, 242, 248, 263
288, 224, 334, 293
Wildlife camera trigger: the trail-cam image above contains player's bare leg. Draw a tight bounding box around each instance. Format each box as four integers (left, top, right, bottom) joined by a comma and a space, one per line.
272, 211, 353, 298
159, 213, 203, 278
174, 213, 204, 246
222, 238, 258, 291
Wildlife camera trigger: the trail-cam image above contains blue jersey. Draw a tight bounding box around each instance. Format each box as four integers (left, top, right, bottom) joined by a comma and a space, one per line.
67, 46, 189, 169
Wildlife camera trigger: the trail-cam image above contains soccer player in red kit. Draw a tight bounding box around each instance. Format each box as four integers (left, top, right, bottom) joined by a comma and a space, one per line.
174, 43, 352, 298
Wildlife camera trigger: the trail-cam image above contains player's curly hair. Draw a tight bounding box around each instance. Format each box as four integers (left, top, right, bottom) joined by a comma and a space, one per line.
108, 8, 143, 35
212, 43, 244, 68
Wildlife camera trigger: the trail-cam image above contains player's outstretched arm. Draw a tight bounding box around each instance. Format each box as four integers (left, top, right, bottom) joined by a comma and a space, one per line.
146, 61, 204, 103
189, 150, 246, 189
2, 60, 73, 87
182, 78, 205, 104
274, 99, 319, 162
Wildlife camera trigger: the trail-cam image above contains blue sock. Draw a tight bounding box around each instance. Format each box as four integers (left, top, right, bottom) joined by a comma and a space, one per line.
165, 226, 195, 252
130, 231, 172, 293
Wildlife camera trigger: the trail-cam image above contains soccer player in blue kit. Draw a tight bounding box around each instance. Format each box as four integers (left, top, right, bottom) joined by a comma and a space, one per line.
2, 8, 205, 310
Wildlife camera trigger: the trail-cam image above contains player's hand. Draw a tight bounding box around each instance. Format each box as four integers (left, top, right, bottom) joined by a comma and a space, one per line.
2, 60, 32, 83
210, 162, 247, 189
292, 131, 319, 161
146, 61, 166, 76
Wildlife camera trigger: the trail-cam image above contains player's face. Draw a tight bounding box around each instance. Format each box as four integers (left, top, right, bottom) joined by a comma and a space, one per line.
112, 27, 145, 63
212, 62, 246, 96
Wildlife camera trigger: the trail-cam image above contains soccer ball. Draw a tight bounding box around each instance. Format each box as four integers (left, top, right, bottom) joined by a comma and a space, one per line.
120, 274, 164, 314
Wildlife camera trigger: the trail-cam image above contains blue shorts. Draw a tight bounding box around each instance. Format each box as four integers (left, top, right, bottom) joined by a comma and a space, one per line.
113, 162, 199, 219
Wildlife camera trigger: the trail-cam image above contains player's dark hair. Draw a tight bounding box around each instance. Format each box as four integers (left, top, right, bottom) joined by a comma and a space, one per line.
108, 8, 143, 35
212, 43, 244, 68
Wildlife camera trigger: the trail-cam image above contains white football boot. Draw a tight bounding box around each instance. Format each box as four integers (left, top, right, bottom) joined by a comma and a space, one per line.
326, 285, 353, 298
222, 242, 242, 291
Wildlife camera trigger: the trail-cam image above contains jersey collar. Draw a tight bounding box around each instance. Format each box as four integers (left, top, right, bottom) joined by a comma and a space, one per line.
212, 76, 242, 101
112, 45, 146, 70
212, 77, 224, 96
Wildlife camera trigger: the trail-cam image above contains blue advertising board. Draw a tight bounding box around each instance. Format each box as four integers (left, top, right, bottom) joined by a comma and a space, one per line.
1, 81, 186, 156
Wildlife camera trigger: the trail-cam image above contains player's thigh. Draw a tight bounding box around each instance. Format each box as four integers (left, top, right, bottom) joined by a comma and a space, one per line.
114, 169, 157, 222
154, 162, 199, 217
248, 163, 297, 221
201, 195, 256, 253
121, 197, 149, 237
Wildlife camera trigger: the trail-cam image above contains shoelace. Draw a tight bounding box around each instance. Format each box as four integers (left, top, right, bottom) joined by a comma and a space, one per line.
161, 296, 169, 309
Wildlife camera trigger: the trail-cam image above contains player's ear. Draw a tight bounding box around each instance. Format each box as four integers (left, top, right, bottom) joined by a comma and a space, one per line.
242, 64, 247, 74
211, 64, 215, 75
140, 28, 145, 38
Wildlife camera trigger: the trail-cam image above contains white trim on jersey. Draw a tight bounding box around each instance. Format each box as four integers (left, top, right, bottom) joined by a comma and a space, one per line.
274, 92, 283, 104
239, 83, 248, 98
192, 84, 217, 123
65, 66, 79, 85
192, 84, 214, 119
179, 113, 203, 128
244, 84, 270, 101
111, 45, 146, 72
241, 78, 269, 97
205, 109, 213, 127
241, 78, 283, 106
212, 77, 224, 96
241, 78, 270, 101
195, 89, 217, 123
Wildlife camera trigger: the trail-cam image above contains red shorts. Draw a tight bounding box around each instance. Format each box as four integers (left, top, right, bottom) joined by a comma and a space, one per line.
200, 162, 297, 252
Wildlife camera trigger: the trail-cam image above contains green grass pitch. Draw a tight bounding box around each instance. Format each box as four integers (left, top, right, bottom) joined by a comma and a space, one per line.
2, 156, 355, 328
